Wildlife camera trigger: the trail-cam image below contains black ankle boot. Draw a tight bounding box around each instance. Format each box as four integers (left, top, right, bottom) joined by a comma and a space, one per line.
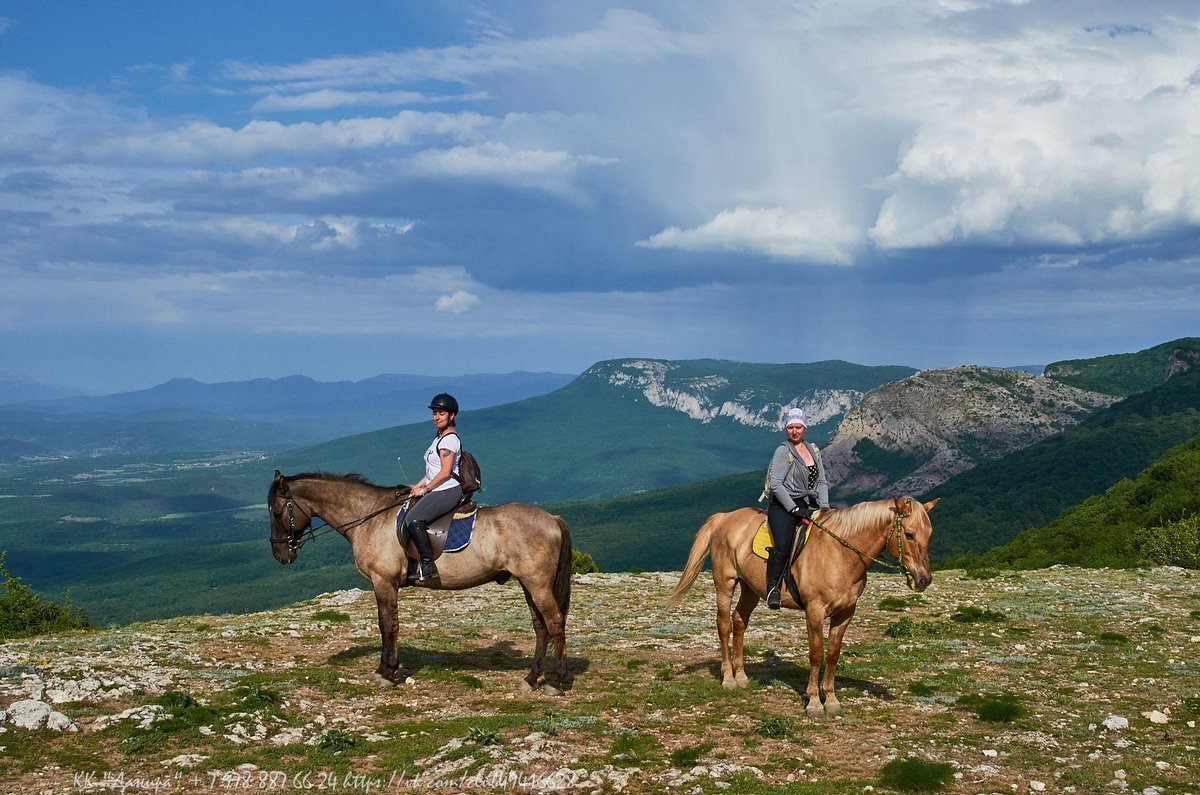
765, 547, 785, 610
406, 521, 439, 582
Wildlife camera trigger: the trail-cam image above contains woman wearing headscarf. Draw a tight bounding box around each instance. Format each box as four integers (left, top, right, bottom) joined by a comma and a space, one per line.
764, 407, 829, 609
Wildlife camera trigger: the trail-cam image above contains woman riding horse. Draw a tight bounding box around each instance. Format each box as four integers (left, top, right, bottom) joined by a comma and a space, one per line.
401, 392, 465, 583
764, 408, 829, 609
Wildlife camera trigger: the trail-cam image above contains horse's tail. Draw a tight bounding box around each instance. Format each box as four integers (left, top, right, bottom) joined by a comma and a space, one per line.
666, 513, 720, 610
552, 515, 573, 618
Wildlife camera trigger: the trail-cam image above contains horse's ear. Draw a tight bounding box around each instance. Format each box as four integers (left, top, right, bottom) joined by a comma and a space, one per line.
923, 497, 940, 513
891, 496, 907, 513
274, 470, 283, 482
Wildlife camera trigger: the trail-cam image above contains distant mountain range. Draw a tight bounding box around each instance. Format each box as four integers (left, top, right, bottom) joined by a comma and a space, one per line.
264, 359, 916, 504
0, 371, 576, 461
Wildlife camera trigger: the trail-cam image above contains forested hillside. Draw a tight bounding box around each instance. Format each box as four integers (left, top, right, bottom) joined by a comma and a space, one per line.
1043, 337, 1200, 396
947, 434, 1200, 570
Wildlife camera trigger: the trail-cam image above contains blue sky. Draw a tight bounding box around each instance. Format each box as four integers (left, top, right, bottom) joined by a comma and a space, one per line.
1, 1, 1198, 392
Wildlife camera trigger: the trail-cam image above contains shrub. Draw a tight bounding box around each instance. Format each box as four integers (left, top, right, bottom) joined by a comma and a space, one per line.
670, 741, 713, 767
572, 549, 599, 575
752, 716, 799, 740
0, 552, 92, 640
1134, 513, 1200, 568
877, 758, 955, 791
885, 617, 915, 637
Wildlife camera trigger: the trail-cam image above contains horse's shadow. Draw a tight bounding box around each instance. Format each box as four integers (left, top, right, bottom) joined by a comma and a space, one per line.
328, 642, 590, 690
681, 651, 897, 702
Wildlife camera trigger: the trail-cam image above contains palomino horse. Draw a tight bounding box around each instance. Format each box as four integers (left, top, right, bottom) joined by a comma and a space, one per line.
268, 471, 572, 692
667, 496, 937, 717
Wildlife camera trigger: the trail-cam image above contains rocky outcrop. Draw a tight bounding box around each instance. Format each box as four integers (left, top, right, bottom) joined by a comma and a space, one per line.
588, 359, 861, 428
1165, 347, 1200, 379
823, 366, 1120, 498
0, 699, 79, 732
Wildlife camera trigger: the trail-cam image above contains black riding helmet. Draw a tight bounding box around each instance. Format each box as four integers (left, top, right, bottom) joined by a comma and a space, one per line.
428, 393, 459, 414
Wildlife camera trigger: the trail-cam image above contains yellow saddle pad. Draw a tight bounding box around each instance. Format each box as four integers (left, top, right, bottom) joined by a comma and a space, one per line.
753, 519, 811, 560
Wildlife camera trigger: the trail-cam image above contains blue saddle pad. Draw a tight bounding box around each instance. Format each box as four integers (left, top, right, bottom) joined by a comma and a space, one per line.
395, 507, 477, 553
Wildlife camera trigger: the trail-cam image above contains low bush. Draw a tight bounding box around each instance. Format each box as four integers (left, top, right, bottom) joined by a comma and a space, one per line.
572, 549, 599, 574
0, 552, 92, 640
1134, 513, 1200, 569
877, 758, 955, 791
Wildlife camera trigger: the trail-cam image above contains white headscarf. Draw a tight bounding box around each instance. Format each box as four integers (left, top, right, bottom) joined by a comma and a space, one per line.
783, 408, 808, 428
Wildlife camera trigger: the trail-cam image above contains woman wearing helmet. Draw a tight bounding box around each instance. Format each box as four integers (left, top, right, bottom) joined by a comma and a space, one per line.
400, 392, 464, 582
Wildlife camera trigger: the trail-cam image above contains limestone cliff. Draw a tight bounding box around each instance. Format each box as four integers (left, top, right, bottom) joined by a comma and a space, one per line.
822, 366, 1120, 499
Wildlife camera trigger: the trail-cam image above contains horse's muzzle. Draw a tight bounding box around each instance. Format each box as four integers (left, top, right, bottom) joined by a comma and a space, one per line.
910, 570, 932, 592
271, 541, 297, 565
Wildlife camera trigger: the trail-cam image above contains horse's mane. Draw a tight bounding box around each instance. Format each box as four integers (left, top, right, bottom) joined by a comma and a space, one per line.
291, 471, 377, 486
284, 472, 405, 495
816, 498, 897, 538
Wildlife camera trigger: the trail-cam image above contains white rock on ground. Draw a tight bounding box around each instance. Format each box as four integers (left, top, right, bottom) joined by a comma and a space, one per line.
1, 699, 79, 732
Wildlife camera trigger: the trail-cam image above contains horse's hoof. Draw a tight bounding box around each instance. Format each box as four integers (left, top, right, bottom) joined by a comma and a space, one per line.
825, 703, 843, 717
721, 678, 739, 690
735, 674, 750, 689
368, 672, 396, 688
541, 684, 564, 696
805, 704, 825, 720
518, 679, 536, 692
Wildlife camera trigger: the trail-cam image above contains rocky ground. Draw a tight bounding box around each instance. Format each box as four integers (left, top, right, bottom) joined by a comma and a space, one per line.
1, 566, 1198, 794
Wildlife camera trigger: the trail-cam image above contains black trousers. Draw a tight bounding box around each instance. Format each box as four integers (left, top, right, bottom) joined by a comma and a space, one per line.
767, 497, 813, 557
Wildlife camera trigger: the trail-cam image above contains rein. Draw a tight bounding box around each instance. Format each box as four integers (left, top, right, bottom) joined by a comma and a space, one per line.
805, 499, 915, 589
282, 489, 408, 552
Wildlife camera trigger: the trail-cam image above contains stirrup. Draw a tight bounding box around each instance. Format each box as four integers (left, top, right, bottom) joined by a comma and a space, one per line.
766, 585, 781, 610
411, 559, 439, 583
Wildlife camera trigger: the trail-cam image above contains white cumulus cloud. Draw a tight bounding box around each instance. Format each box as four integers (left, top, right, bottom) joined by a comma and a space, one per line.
637, 207, 863, 265
435, 290, 481, 314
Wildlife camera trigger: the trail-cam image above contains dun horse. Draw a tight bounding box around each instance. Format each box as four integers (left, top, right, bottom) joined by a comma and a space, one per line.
268, 471, 572, 692
667, 496, 937, 717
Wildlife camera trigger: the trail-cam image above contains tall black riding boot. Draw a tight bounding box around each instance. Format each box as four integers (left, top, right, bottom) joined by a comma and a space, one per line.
406, 520, 439, 582
765, 547, 786, 610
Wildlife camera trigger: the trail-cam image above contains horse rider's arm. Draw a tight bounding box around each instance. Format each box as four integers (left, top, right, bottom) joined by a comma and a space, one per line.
768, 446, 799, 512
424, 447, 457, 492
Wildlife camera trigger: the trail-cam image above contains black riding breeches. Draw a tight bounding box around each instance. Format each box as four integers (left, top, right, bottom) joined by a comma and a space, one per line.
403, 485, 464, 529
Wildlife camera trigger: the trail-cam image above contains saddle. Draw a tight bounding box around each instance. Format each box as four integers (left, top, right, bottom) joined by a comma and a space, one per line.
397, 497, 478, 561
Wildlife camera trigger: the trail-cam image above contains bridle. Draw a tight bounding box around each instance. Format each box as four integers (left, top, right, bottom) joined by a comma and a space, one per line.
804, 498, 918, 590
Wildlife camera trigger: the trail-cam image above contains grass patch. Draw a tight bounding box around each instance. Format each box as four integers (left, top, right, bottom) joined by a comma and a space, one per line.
752, 716, 800, 740
1098, 631, 1128, 644
609, 731, 663, 767
311, 610, 352, 623
315, 728, 358, 754
885, 617, 915, 637
877, 758, 955, 791
654, 661, 674, 681
963, 568, 1002, 580
878, 596, 913, 612
907, 681, 938, 697
958, 693, 1025, 723
530, 709, 600, 736
467, 726, 503, 746
670, 741, 714, 767
951, 605, 1007, 623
